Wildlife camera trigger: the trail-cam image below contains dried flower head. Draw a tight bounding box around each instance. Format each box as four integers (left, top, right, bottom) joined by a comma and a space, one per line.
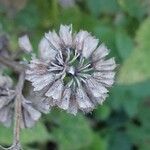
28, 88, 51, 114
0, 74, 15, 127
0, 73, 41, 128
26, 25, 116, 115
20, 97, 41, 128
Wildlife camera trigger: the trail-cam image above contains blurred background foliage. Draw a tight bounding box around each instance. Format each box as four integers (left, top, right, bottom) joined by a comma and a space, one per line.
0, 0, 150, 149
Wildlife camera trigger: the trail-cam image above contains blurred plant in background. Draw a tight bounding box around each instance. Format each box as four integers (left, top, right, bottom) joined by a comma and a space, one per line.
0, 0, 150, 150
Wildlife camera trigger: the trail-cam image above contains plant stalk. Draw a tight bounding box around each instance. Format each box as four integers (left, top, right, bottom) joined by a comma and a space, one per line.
13, 72, 25, 149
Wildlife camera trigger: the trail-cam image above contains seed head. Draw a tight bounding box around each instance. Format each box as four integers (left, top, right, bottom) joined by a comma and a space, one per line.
0, 73, 41, 128
26, 25, 116, 115
0, 74, 15, 127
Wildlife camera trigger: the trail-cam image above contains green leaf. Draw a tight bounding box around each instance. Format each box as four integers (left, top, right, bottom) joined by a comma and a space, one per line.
95, 105, 111, 121
21, 122, 50, 144
93, 25, 117, 55
115, 31, 134, 61
118, 18, 150, 84
118, 0, 146, 20
138, 102, 150, 128
0, 122, 50, 146
144, 0, 150, 16
127, 102, 150, 149
86, 134, 108, 150
0, 125, 13, 145
15, 2, 40, 30
127, 123, 150, 150
47, 110, 94, 150
108, 131, 132, 150
86, 0, 119, 16
57, 6, 101, 32
109, 81, 150, 117
36, 0, 59, 27
57, 7, 82, 29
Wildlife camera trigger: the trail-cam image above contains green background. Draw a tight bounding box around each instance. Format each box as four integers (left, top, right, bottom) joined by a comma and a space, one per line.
0, 0, 150, 149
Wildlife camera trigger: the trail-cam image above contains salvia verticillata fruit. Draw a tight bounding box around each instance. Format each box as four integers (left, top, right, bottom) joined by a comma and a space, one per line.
26, 24, 116, 115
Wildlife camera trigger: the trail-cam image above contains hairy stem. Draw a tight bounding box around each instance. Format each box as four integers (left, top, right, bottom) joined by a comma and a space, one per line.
0, 56, 26, 150
13, 72, 25, 149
